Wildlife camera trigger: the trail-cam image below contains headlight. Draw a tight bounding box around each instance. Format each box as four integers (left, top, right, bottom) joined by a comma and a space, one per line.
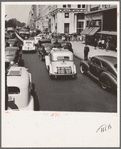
10, 61, 14, 65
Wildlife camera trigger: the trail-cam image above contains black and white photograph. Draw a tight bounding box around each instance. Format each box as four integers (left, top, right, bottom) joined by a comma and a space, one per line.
2, 1, 120, 147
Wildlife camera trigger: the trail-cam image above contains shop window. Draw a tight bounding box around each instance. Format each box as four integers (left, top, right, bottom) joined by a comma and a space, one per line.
63, 5, 66, 8
86, 21, 89, 27
82, 5, 85, 8
78, 5, 81, 8
65, 13, 69, 18
68, 4, 71, 8
77, 22, 84, 33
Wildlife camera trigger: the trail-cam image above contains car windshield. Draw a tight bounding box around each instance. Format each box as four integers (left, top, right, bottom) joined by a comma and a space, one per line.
57, 56, 70, 61
25, 42, 32, 44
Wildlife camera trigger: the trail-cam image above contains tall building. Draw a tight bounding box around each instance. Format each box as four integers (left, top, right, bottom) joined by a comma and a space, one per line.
28, 5, 37, 30
34, 4, 88, 34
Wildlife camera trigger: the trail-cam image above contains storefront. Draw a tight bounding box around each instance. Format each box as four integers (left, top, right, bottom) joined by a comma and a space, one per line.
97, 31, 117, 50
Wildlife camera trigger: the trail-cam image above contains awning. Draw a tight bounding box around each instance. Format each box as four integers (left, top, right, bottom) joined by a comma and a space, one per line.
85, 27, 94, 35
88, 27, 100, 36
81, 27, 89, 35
97, 31, 117, 36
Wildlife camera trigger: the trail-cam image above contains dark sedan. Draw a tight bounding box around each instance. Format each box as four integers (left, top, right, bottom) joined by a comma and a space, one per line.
38, 43, 54, 61
5, 47, 22, 69
59, 41, 73, 53
80, 55, 117, 91
7, 39, 20, 47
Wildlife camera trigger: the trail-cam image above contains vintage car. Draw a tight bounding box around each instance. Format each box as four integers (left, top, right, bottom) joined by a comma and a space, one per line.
45, 48, 77, 79
7, 66, 34, 110
7, 38, 20, 47
80, 55, 117, 90
5, 47, 22, 69
59, 41, 74, 53
38, 43, 54, 61
34, 36, 42, 44
22, 40, 36, 52
19, 28, 30, 39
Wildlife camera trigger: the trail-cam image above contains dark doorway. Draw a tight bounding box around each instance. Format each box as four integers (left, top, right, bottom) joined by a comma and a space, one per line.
64, 23, 69, 33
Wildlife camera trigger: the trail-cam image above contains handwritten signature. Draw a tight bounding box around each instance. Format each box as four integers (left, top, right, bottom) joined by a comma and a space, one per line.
96, 124, 112, 133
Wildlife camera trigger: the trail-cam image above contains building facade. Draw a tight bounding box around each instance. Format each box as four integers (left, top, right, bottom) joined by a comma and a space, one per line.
33, 4, 88, 34
82, 5, 117, 50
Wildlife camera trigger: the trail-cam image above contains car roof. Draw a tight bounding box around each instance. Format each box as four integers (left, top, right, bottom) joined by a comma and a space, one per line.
24, 40, 33, 42
41, 43, 54, 47
7, 67, 30, 88
51, 48, 73, 56
95, 55, 117, 65
5, 47, 19, 51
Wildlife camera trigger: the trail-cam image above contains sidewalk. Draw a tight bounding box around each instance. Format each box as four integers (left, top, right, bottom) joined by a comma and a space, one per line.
71, 41, 117, 60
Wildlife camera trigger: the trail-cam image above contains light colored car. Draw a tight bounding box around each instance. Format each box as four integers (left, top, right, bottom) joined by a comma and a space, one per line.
7, 66, 34, 110
22, 40, 36, 52
34, 36, 42, 44
45, 48, 77, 79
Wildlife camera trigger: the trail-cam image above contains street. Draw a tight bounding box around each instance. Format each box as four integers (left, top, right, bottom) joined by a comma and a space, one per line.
22, 38, 117, 112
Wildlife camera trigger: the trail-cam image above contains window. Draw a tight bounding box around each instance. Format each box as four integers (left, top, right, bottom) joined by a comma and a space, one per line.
78, 5, 81, 8
86, 21, 89, 27
82, 5, 85, 8
8, 87, 20, 94
77, 22, 84, 33
95, 59, 101, 66
68, 4, 71, 8
65, 13, 69, 18
63, 5, 66, 8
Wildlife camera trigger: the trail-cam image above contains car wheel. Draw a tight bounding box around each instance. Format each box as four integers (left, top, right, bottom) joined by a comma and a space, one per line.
80, 65, 85, 74
39, 53, 43, 61
72, 74, 77, 79
100, 83, 107, 90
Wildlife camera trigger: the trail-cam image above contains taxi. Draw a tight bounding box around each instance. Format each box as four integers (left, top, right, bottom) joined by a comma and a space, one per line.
45, 48, 77, 79
7, 66, 34, 110
22, 40, 36, 52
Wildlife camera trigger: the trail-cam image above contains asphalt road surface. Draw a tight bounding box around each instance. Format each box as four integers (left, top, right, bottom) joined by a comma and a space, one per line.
22, 41, 117, 112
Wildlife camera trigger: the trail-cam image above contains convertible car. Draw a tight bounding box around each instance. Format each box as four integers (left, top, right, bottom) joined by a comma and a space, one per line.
80, 55, 117, 91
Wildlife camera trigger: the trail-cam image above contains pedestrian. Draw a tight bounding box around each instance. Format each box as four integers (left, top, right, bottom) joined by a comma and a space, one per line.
54, 39, 61, 48
101, 39, 105, 49
106, 40, 109, 51
94, 38, 97, 49
84, 44, 90, 60
98, 38, 102, 49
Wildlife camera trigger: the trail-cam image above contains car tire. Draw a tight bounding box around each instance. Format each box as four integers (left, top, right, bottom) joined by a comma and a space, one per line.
80, 64, 85, 74
72, 74, 77, 79
99, 78, 110, 90
100, 83, 107, 90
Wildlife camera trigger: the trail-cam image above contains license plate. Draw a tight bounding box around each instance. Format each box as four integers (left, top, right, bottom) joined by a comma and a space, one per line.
61, 62, 66, 65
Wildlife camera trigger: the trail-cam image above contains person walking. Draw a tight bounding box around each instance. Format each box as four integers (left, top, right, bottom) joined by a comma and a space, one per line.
84, 44, 90, 60
106, 40, 109, 51
94, 38, 97, 49
101, 39, 105, 49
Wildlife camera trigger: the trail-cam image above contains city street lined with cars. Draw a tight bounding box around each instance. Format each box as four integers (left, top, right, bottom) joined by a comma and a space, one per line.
5, 33, 117, 112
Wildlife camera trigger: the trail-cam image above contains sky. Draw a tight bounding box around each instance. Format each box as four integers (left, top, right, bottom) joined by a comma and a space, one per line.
5, 5, 31, 25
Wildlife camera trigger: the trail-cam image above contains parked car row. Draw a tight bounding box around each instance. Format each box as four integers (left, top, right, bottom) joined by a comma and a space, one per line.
5, 36, 35, 111
34, 36, 117, 91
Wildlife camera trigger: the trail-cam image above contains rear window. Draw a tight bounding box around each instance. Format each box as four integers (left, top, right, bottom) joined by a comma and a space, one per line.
57, 56, 70, 61
25, 42, 32, 44
8, 87, 20, 94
